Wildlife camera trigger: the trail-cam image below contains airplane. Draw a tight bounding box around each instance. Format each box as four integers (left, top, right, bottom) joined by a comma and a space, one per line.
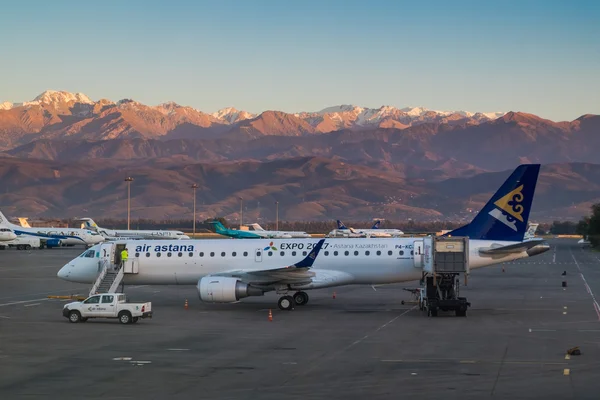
80, 218, 190, 240
524, 223, 539, 240
210, 221, 268, 239
0, 227, 17, 241
327, 221, 367, 238
246, 223, 312, 238
58, 164, 550, 312
0, 211, 105, 247
352, 220, 404, 237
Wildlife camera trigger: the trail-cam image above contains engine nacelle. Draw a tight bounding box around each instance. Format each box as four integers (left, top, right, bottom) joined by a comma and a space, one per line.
197, 276, 264, 303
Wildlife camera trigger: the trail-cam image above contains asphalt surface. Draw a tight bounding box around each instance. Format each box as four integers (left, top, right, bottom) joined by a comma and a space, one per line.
1, 239, 599, 399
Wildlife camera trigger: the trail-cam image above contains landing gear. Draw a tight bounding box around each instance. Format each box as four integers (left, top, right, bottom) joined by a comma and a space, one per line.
293, 291, 309, 306
278, 295, 295, 311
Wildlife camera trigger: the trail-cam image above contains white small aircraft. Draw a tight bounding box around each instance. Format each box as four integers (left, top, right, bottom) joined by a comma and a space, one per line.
524, 223, 539, 240
247, 223, 312, 238
328, 220, 403, 238
0, 211, 104, 247
80, 218, 190, 240
59, 164, 549, 312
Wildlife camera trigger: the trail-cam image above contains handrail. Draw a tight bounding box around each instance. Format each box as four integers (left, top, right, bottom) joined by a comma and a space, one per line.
89, 260, 109, 296
108, 267, 125, 293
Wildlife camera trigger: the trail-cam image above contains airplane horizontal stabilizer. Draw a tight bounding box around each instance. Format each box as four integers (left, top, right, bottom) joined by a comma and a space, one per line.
479, 238, 548, 255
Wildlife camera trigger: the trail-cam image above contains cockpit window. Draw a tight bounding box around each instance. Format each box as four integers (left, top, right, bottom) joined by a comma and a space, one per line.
80, 249, 95, 258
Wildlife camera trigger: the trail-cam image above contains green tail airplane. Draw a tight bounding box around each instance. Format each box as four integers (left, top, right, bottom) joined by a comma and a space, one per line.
209, 221, 264, 239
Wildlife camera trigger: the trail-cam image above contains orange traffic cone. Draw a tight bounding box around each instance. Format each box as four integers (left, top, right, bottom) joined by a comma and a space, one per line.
184, 299, 189, 310
268, 309, 273, 321
333, 291, 336, 299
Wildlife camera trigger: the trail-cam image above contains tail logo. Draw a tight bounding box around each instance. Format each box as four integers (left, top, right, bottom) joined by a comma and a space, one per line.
488, 184, 525, 231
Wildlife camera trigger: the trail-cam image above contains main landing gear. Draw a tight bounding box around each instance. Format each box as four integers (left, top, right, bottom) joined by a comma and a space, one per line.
278, 291, 309, 311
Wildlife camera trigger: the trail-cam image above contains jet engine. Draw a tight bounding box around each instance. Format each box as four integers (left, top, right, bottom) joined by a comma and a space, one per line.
197, 276, 264, 303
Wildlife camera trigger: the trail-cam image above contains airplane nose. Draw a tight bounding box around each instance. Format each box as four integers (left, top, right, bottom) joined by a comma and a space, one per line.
57, 264, 71, 280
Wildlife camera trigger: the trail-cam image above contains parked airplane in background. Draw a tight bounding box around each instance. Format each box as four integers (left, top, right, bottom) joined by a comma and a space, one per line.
247, 223, 312, 238
210, 221, 284, 239
524, 223, 539, 240
328, 220, 403, 238
80, 218, 190, 240
59, 164, 549, 312
0, 211, 104, 247
0, 228, 17, 241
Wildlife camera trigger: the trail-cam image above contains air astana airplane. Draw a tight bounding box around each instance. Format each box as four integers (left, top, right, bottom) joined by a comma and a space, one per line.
58, 164, 549, 311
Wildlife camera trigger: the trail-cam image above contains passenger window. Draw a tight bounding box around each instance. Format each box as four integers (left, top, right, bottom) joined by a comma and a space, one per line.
268, 251, 273, 256
210, 252, 215, 257
221, 252, 226, 257
399, 250, 404, 256
324, 251, 329, 256
167, 252, 172, 257
377, 251, 381, 256
177, 252, 182, 257
146, 253, 150, 257
334, 251, 338, 256
411, 250, 414, 255
344, 251, 349, 256
388, 251, 392, 256
280, 251, 285, 256
365, 251, 370, 256
84, 296, 100, 304
200, 252, 204, 257
101, 295, 114, 303
302, 251, 307, 256
256, 251, 261, 257
292, 251, 297, 256
188, 252, 193, 257
157, 253, 161, 257
135, 252, 140, 258
354, 251, 358, 256
232, 252, 237, 257
243, 251, 248, 257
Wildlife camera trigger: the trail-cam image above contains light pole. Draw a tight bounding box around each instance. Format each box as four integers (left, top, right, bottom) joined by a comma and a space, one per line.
124, 177, 134, 230
275, 201, 279, 231
239, 197, 243, 229
191, 184, 198, 237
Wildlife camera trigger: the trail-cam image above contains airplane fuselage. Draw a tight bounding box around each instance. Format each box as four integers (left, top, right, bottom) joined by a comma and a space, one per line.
58, 237, 548, 287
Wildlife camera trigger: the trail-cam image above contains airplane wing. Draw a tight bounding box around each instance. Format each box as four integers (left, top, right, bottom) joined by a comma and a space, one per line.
479, 238, 547, 255
210, 239, 325, 285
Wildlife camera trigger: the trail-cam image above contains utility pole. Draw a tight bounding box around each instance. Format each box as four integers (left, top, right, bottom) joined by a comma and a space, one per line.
239, 197, 243, 229
124, 177, 134, 230
191, 184, 198, 237
276, 201, 279, 231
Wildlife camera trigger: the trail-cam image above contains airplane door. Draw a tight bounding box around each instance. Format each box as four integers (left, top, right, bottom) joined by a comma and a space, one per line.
99, 243, 113, 272
413, 239, 424, 268
255, 248, 263, 262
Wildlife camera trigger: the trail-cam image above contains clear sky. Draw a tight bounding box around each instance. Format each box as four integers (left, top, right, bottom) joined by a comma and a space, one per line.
1, 0, 598, 121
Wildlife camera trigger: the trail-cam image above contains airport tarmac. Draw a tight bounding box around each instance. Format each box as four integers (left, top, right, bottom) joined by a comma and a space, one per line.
1, 239, 600, 399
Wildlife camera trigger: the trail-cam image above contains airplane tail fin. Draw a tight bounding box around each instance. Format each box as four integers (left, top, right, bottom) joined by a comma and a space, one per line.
446, 164, 541, 242
371, 220, 381, 229
524, 223, 539, 240
209, 220, 227, 234
0, 211, 14, 228
17, 218, 31, 228
337, 220, 348, 229
80, 218, 99, 231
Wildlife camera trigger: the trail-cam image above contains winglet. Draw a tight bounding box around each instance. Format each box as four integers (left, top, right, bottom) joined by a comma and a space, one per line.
293, 239, 325, 268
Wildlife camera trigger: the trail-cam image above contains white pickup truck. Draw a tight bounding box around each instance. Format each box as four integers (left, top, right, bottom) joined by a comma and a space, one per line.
62, 293, 152, 324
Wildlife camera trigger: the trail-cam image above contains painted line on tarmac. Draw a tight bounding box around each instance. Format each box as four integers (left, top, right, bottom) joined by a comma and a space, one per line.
571, 250, 600, 322
0, 298, 49, 307
24, 303, 41, 307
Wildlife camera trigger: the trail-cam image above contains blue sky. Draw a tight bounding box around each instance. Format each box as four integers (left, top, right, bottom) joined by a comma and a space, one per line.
1, 0, 598, 120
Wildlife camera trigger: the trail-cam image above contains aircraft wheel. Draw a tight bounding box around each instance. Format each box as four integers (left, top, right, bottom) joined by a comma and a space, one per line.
278, 295, 295, 311
293, 291, 309, 306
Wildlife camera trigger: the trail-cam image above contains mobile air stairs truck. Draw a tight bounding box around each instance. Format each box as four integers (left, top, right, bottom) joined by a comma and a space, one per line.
412, 236, 470, 317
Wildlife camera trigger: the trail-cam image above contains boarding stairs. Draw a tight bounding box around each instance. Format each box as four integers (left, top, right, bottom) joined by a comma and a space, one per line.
89, 260, 124, 296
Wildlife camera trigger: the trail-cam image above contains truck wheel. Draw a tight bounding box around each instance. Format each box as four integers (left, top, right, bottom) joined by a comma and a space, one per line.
132, 317, 139, 324
25, 245, 31, 250
68, 310, 81, 323
118, 311, 132, 324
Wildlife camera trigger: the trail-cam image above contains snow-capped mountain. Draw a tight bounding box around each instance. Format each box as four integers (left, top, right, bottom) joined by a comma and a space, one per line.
211, 107, 256, 124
